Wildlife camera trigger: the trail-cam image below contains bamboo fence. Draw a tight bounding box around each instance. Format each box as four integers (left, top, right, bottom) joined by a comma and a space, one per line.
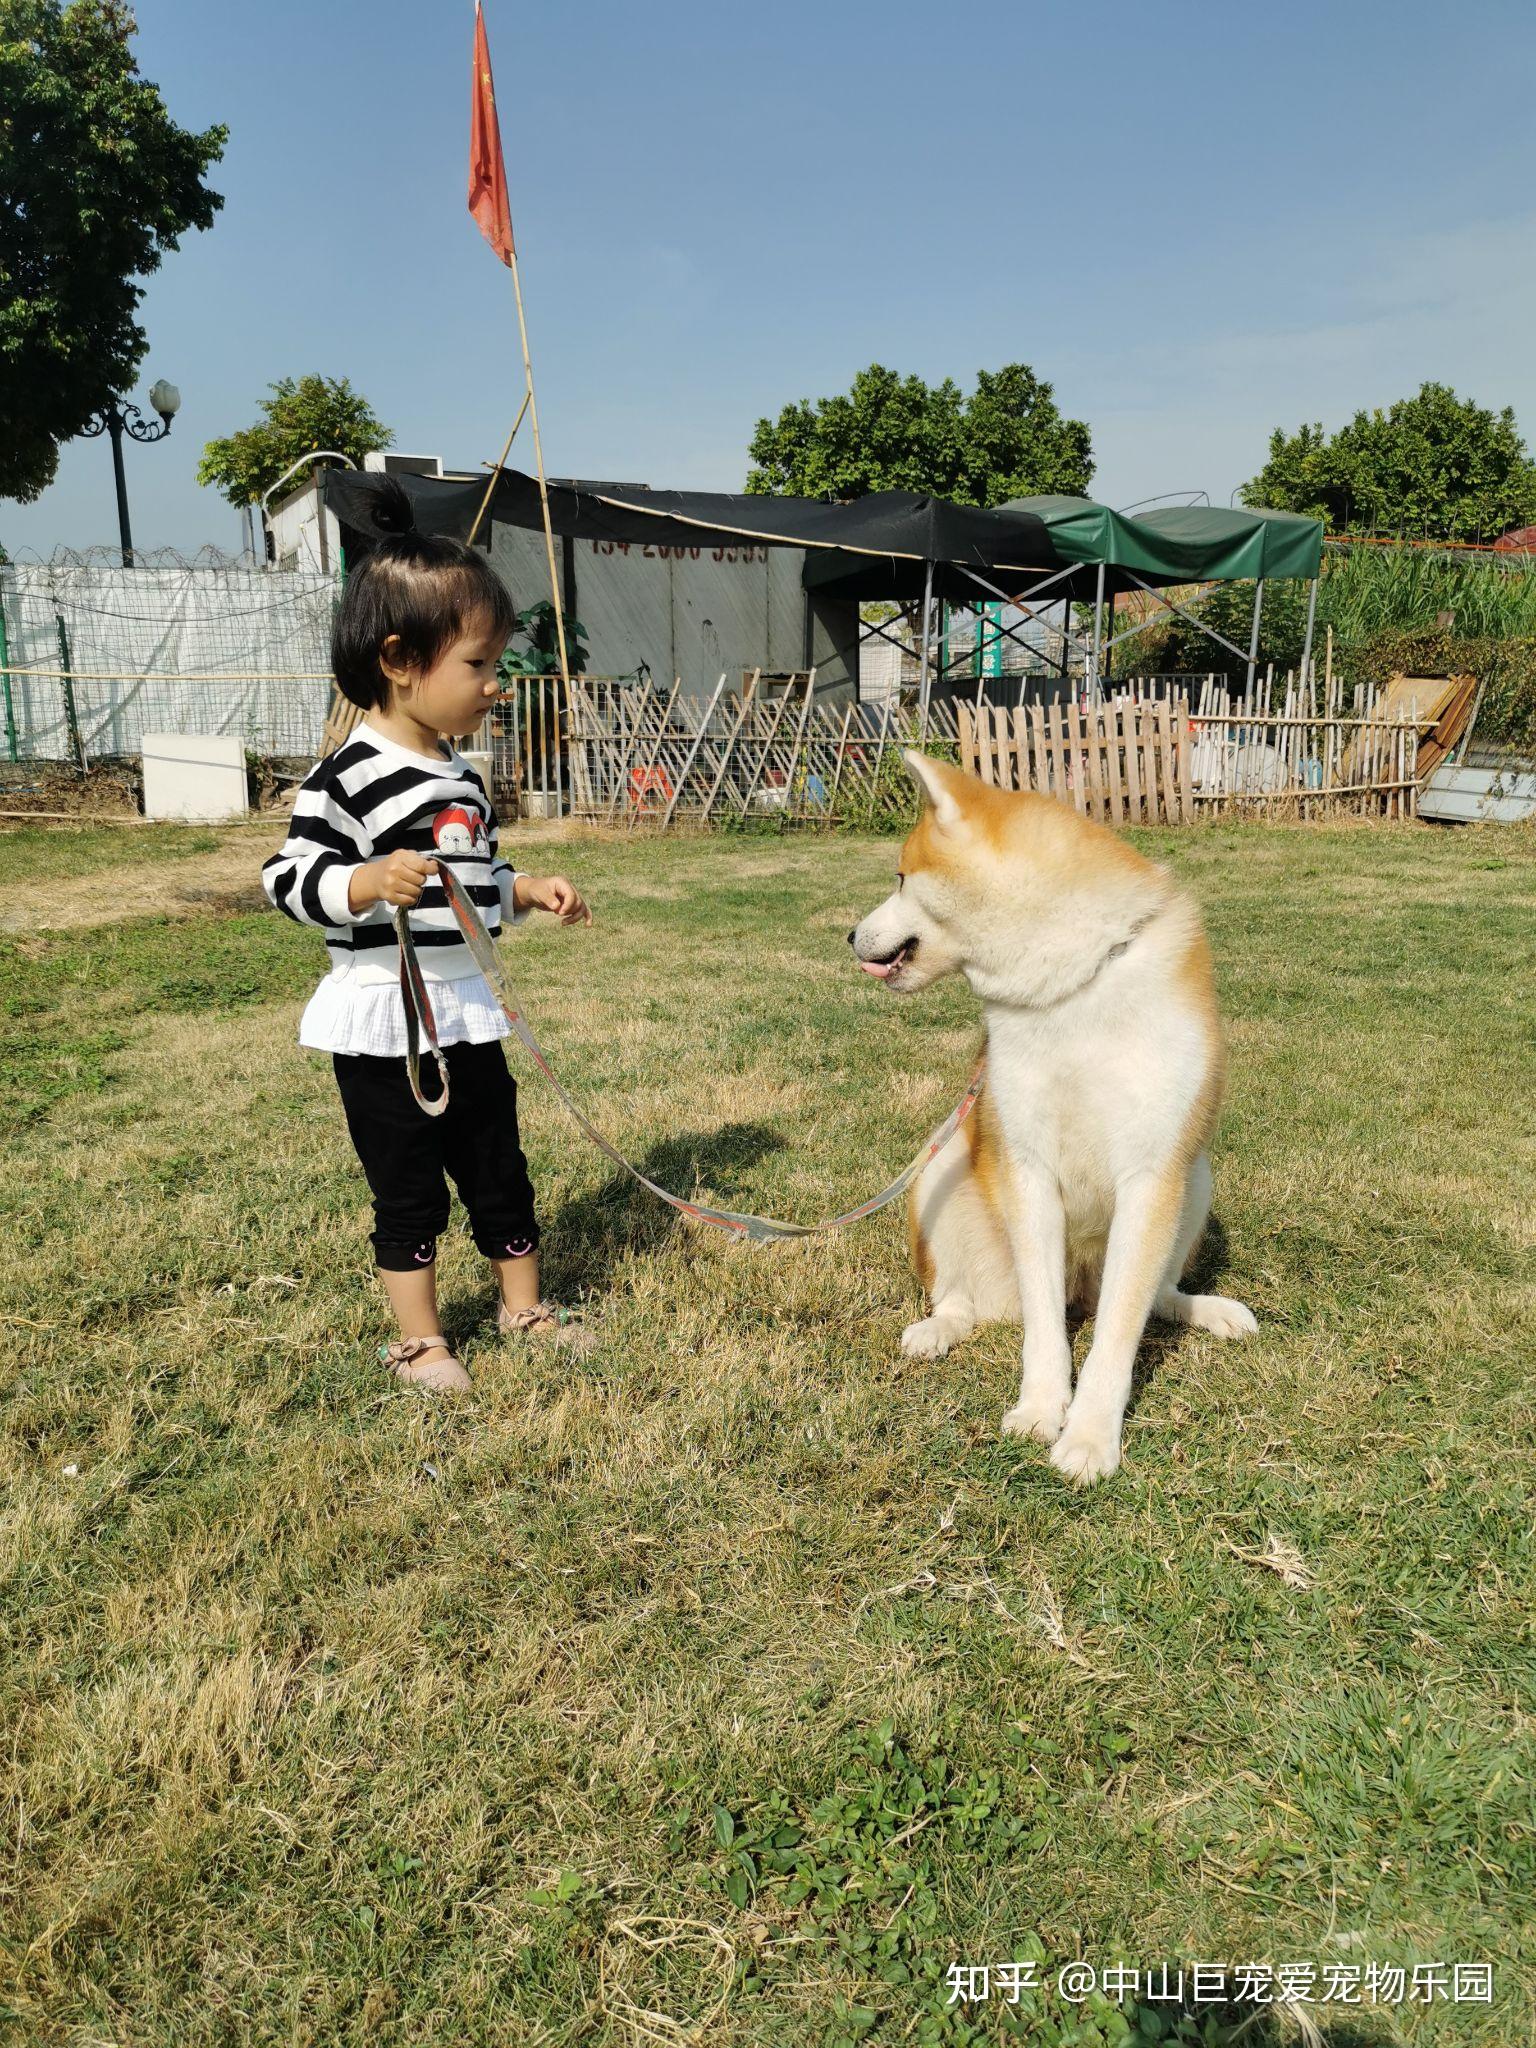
315, 652, 1432, 828
958, 695, 1189, 824
959, 656, 1428, 822
1183, 651, 1425, 818
556, 669, 959, 827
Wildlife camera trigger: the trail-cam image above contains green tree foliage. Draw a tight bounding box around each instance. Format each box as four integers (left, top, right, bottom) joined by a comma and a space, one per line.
1123, 544, 1536, 681
745, 363, 1093, 504
196, 376, 393, 508
1242, 383, 1536, 543
0, 0, 226, 502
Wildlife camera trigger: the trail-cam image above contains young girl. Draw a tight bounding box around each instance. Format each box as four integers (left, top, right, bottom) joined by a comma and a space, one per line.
263, 476, 591, 1393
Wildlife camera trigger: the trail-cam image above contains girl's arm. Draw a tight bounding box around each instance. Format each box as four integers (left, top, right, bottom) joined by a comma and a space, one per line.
261, 764, 378, 928
483, 797, 532, 927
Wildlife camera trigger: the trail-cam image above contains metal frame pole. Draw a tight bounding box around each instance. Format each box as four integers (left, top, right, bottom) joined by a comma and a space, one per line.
1104, 583, 1115, 687
0, 577, 15, 763
1122, 572, 1271, 671
917, 557, 935, 740
1246, 578, 1265, 693
108, 410, 133, 569
955, 564, 1085, 676
1089, 561, 1106, 702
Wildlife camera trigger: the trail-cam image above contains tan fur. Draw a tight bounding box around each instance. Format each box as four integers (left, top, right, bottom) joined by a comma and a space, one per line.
859, 751, 1256, 1485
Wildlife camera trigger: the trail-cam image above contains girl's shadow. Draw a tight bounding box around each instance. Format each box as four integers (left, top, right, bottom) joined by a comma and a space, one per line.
539, 1120, 788, 1298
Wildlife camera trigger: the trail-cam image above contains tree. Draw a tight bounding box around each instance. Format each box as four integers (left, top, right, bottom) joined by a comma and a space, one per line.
0, 0, 226, 503
745, 363, 1093, 504
196, 376, 394, 507
1242, 383, 1536, 543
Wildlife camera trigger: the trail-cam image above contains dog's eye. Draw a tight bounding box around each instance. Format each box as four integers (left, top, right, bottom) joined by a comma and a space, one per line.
895, 871, 905, 889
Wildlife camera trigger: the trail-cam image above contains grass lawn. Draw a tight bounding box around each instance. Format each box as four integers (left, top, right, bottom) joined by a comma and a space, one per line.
1, 814, 1533, 2048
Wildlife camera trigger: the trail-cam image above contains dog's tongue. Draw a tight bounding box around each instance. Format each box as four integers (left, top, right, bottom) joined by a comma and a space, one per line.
859, 960, 895, 978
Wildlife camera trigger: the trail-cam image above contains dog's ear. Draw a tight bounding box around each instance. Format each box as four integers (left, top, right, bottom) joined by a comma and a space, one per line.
902, 748, 965, 827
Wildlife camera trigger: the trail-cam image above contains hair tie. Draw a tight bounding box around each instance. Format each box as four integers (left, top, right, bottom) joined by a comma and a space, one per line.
367, 473, 418, 540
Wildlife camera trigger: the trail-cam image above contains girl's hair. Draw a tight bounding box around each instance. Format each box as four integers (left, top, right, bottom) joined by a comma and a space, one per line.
331, 474, 518, 710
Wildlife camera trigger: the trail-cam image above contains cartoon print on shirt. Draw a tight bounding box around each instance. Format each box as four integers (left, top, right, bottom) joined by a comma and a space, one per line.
431, 803, 488, 857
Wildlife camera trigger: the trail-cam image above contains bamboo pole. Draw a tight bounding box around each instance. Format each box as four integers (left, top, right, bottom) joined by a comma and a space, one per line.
779, 670, 818, 821
647, 679, 696, 820
659, 673, 728, 828
507, 241, 571, 691
737, 673, 796, 818
465, 388, 531, 547
699, 670, 759, 823
0, 667, 336, 683
0, 806, 154, 824
821, 702, 854, 821
625, 679, 679, 831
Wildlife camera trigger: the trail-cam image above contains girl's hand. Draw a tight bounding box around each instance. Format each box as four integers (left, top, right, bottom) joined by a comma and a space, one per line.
351, 850, 439, 912
518, 874, 591, 925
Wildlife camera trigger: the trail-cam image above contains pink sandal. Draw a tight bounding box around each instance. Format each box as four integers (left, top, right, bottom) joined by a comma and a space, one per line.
380, 1336, 473, 1394
496, 1300, 596, 1355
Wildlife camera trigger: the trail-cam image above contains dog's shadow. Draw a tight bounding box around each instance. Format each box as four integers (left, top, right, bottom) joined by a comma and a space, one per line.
1115, 1213, 1235, 1414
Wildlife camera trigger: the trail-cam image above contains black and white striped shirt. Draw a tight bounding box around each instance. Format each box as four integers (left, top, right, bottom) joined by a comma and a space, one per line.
262, 721, 527, 985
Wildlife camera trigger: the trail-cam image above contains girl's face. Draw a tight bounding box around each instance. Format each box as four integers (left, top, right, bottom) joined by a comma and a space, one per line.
387, 614, 508, 734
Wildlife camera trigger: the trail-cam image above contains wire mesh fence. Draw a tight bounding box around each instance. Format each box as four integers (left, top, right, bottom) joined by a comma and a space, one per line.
0, 549, 336, 766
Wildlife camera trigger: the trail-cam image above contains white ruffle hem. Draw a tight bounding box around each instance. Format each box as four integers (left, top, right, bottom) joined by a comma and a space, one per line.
299, 967, 511, 1057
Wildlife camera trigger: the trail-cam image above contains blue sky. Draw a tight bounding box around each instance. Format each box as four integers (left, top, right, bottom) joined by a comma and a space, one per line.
8, 0, 1536, 557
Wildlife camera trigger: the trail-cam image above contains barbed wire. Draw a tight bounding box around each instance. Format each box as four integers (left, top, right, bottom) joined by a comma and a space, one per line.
1, 542, 269, 571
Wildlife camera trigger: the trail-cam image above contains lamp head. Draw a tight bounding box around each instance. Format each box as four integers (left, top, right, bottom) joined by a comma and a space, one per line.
148, 379, 181, 426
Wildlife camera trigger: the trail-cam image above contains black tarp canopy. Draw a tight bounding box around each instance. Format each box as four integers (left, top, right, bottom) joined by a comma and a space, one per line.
322, 467, 1322, 602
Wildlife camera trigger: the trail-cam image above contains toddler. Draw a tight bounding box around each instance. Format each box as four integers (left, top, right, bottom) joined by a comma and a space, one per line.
262, 476, 591, 1393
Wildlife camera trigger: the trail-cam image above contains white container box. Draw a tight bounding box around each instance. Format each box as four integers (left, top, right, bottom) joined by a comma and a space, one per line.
141, 732, 249, 823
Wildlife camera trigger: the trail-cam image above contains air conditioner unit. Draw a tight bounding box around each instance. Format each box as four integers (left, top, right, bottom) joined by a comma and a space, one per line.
363, 451, 444, 478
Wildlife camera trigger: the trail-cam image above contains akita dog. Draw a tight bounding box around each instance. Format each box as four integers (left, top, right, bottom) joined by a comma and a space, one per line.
851, 750, 1255, 1486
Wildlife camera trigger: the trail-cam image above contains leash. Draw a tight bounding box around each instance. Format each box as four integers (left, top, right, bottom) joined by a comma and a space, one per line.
393, 866, 984, 1244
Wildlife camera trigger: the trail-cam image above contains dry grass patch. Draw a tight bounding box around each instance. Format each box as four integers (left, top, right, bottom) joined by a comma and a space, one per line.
1, 817, 1533, 2046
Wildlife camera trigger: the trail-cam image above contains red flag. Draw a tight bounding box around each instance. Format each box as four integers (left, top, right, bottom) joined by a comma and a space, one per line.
468, 1, 514, 265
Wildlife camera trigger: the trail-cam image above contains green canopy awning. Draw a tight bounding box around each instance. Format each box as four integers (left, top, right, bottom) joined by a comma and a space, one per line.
999, 496, 1322, 586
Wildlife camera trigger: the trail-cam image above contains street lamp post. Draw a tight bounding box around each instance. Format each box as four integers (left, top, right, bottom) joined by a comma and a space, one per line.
80, 379, 181, 567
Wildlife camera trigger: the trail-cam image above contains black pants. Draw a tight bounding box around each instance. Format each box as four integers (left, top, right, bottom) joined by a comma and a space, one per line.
332, 1040, 539, 1272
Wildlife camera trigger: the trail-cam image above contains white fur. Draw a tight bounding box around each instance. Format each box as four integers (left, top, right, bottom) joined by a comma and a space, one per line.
855, 755, 1255, 1486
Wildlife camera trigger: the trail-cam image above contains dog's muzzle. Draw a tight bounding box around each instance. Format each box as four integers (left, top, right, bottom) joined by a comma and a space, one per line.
849, 929, 917, 980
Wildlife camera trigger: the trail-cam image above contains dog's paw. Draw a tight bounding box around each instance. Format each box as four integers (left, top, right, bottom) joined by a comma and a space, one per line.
900, 1316, 955, 1360
1186, 1293, 1257, 1340
1049, 1420, 1122, 1487
1001, 1392, 1070, 1445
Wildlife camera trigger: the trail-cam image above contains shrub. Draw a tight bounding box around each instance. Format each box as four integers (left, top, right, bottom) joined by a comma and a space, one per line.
1347, 630, 1536, 752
